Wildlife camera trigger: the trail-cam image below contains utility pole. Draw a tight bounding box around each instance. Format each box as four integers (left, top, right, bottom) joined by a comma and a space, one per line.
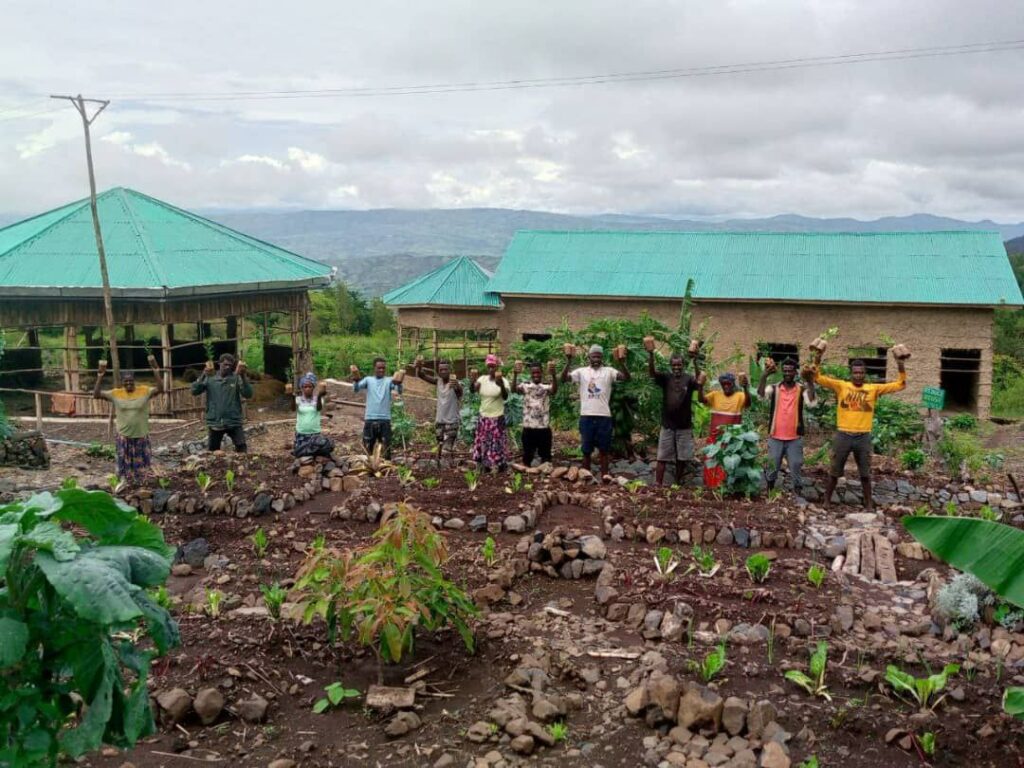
50, 94, 120, 380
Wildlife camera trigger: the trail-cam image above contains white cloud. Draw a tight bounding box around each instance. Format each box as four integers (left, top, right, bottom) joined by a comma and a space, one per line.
286, 147, 327, 172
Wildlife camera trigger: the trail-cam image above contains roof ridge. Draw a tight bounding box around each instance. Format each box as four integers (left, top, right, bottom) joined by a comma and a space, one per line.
513, 229, 1003, 237
117, 189, 169, 287
120, 188, 327, 275
386, 256, 461, 303
423, 258, 464, 304
0, 195, 92, 258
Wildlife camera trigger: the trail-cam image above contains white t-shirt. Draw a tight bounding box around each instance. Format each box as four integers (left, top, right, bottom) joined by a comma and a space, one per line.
571, 366, 619, 418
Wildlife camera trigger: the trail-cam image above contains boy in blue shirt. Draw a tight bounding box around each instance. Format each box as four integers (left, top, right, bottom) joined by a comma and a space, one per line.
351, 357, 403, 458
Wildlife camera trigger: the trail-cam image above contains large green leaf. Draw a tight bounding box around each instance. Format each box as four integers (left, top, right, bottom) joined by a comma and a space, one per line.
86, 546, 171, 588
0, 523, 19, 572
59, 641, 116, 757
0, 617, 28, 668
132, 590, 180, 654
114, 517, 172, 557
35, 552, 143, 624
902, 517, 1024, 607
50, 488, 136, 542
1004, 687, 1024, 718
21, 521, 80, 561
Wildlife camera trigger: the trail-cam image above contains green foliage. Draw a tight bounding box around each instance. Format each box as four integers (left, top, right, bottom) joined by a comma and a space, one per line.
947, 412, 978, 432
396, 465, 416, 487
390, 400, 417, 449
624, 479, 646, 494
0, 488, 178, 766
312, 682, 360, 714
919, 731, 935, 756
149, 585, 172, 610
251, 527, 268, 559
294, 505, 478, 675
157, 477, 170, 490
937, 427, 984, 475
463, 469, 480, 492
422, 477, 441, 490
196, 471, 212, 493
86, 442, 116, 460
504, 472, 526, 494
205, 589, 223, 617
654, 546, 679, 579
459, 388, 522, 447
691, 642, 727, 682
745, 553, 771, 584
1004, 687, 1024, 718
260, 583, 287, 622
899, 448, 926, 471
309, 284, 392, 336
690, 545, 718, 576
903, 516, 1024, 609
784, 641, 831, 701
884, 663, 959, 712
993, 353, 1024, 419
702, 426, 761, 497
807, 564, 827, 589
308, 331, 398, 380
797, 757, 820, 768
481, 537, 496, 567
224, 469, 236, 493
869, 398, 923, 454
546, 721, 569, 743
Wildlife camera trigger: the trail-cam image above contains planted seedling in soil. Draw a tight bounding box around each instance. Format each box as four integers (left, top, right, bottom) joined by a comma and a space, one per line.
547, 722, 569, 743
691, 642, 727, 682
745, 553, 771, 583
807, 564, 827, 589
261, 583, 287, 622
688, 544, 720, 577
505, 472, 525, 494
397, 465, 416, 487
422, 477, 441, 490
624, 479, 646, 494
157, 476, 170, 489
150, 585, 172, 610
196, 471, 213, 493
797, 757, 820, 768
919, 732, 936, 757
464, 469, 481, 492
106, 474, 119, 494
785, 641, 832, 701
312, 682, 361, 713
251, 527, 268, 559
205, 588, 223, 618
224, 469, 236, 493
481, 536, 497, 567
654, 546, 679, 581
884, 663, 959, 712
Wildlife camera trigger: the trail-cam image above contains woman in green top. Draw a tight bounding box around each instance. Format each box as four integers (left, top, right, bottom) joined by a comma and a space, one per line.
286, 372, 334, 458
93, 355, 164, 485
470, 354, 509, 471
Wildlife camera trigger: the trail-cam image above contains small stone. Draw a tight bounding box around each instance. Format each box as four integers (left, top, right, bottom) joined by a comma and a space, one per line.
466, 720, 493, 743
646, 526, 666, 545
721, 696, 746, 736
175, 538, 210, 568
760, 741, 791, 768
443, 517, 465, 530
746, 700, 776, 738
384, 710, 422, 738
625, 685, 649, 716
268, 760, 297, 768
595, 585, 619, 605
579, 535, 607, 559
504, 515, 526, 533
510, 735, 535, 755
156, 688, 191, 724
470, 515, 488, 532
171, 563, 193, 577
236, 693, 269, 723
193, 687, 224, 725
433, 755, 456, 768
676, 684, 723, 732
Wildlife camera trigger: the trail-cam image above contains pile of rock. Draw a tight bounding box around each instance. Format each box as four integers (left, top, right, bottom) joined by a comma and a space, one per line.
516, 529, 608, 580
625, 674, 798, 768
0, 431, 49, 469
127, 486, 297, 519
155, 685, 265, 727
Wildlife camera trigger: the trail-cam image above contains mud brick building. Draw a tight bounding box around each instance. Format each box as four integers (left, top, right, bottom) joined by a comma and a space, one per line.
387, 231, 1024, 417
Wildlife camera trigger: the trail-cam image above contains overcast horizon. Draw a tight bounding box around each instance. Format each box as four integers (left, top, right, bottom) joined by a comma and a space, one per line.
2, 1, 1024, 221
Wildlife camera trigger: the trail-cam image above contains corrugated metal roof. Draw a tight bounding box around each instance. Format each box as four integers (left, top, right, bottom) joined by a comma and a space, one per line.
485, 230, 1024, 306
382, 256, 501, 308
0, 188, 332, 298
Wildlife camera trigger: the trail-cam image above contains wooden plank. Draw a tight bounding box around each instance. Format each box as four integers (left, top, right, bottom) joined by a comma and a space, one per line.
873, 534, 898, 584
843, 533, 861, 575
859, 531, 876, 580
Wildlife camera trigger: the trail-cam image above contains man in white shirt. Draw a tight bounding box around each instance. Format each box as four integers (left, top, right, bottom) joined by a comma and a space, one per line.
561, 344, 630, 480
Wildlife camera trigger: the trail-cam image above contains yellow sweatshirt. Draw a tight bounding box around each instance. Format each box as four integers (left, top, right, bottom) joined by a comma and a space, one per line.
816, 371, 907, 433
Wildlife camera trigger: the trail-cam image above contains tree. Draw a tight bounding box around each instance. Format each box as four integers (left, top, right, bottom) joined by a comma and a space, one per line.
369, 298, 395, 333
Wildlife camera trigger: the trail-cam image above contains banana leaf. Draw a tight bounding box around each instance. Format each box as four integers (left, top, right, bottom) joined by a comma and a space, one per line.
902, 516, 1024, 608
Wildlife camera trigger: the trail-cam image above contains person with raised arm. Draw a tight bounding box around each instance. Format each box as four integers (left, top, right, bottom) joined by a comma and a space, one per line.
562, 343, 630, 481
645, 337, 700, 486
512, 359, 558, 467
94, 354, 163, 485
286, 372, 333, 458
190, 353, 253, 452
471, 354, 510, 471
351, 357, 403, 458
757, 357, 817, 497
415, 356, 463, 465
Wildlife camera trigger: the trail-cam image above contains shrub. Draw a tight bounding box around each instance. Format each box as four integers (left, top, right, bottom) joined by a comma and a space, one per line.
870, 398, 924, 454
937, 428, 984, 475
390, 401, 416, 449
899, 448, 926, 471
294, 504, 477, 682
703, 425, 762, 497
0, 489, 179, 766
935, 573, 993, 630
946, 413, 978, 432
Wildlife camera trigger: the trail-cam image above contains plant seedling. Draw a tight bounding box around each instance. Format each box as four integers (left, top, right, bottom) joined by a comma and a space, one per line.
691, 642, 727, 682
547, 721, 569, 743
977, 504, 1000, 522
224, 469, 236, 493
654, 546, 679, 580
481, 536, 497, 567
251, 527, 269, 559
1004, 686, 1024, 719
624, 479, 646, 494
745, 553, 771, 584
422, 477, 441, 490
505, 472, 525, 494
260, 582, 287, 622
884, 663, 959, 712
807, 563, 827, 589
766, 487, 783, 503
107, 474, 119, 493
784, 641, 832, 701
312, 681, 360, 713
797, 757, 819, 768
196, 471, 213, 493
464, 469, 480, 491
205, 588, 223, 618
397, 465, 416, 487
944, 500, 958, 517
911, 504, 929, 516
919, 732, 936, 756
690, 544, 719, 577
60, 477, 78, 490
692, 487, 705, 500
150, 585, 172, 610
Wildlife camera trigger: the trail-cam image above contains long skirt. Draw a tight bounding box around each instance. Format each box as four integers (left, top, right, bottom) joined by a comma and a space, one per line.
294, 432, 335, 458
116, 434, 152, 484
472, 415, 508, 470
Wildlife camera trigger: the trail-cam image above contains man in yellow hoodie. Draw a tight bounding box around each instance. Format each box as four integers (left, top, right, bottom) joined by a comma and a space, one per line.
806, 348, 909, 512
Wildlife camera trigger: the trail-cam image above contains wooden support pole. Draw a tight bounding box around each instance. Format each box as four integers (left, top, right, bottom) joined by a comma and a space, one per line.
34, 392, 43, 432
290, 307, 300, 385
161, 324, 173, 397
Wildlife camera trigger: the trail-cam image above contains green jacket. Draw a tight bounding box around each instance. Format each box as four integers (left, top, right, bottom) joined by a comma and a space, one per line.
191, 373, 253, 429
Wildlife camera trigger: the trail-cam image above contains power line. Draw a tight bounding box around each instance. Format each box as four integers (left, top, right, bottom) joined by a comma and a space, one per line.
0, 104, 65, 124
99, 37, 1024, 103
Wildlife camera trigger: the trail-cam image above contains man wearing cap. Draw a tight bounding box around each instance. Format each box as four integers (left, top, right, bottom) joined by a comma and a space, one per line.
561, 344, 630, 480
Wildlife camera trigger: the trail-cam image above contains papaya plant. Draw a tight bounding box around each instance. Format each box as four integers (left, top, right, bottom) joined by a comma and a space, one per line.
0, 488, 179, 766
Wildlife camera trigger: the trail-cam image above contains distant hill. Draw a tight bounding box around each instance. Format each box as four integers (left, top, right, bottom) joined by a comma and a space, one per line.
1007, 235, 1024, 254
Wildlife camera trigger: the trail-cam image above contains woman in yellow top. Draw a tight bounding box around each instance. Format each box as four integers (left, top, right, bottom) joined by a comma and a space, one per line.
700, 372, 751, 442
93, 355, 164, 486
806, 347, 909, 513
470, 354, 510, 471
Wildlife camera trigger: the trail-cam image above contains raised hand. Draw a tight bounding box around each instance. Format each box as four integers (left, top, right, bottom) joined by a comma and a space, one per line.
696, 372, 707, 387
891, 344, 911, 361
98, 359, 108, 375
764, 357, 777, 374
688, 339, 702, 357
236, 361, 248, 375
285, 383, 294, 395
613, 344, 627, 361
737, 372, 749, 387
643, 336, 655, 352
563, 343, 575, 359
318, 381, 327, 395
513, 359, 524, 374
204, 360, 215, 374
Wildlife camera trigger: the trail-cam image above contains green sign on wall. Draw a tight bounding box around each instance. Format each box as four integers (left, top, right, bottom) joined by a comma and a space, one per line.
921, 387, 945, 410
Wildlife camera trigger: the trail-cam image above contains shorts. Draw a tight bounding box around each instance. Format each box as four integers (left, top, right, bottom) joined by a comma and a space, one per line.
830, 431, 872, 479
579, 415, 613, 455
657, 428, 694, 462
435, 421, 459, 449
363, 420, 393, 458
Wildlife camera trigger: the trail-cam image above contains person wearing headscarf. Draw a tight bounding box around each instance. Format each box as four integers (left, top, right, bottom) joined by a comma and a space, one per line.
93, 355, 164, 485
469, 354, 509, 471
561, 343, 630, 480
700, 371, 751, 442
286, 372, 334, 458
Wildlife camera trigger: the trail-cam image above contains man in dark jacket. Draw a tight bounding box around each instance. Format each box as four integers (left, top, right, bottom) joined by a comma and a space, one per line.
191, 353, 254, 452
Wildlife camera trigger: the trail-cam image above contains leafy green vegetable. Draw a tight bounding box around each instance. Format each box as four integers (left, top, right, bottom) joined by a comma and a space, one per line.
784, 642, 832, 701
884, 663, 959, 712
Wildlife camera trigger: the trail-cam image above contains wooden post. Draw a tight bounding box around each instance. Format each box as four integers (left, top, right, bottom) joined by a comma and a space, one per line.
432, 329, 439, 365
63, 325, 81, 392
463, 330, 469, 378
226, 316, 238, 357
161, 324, 173, 408
396, 318, 403, 362
34, 392, 43, 432
290, 307, 300, 384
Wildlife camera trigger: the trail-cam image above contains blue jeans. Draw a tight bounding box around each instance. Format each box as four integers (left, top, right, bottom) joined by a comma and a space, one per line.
766, 437, 804, 490
579, 416, 613, 455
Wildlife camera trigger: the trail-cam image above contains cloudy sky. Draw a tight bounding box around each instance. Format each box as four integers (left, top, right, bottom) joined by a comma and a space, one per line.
2, 0, 1023, 220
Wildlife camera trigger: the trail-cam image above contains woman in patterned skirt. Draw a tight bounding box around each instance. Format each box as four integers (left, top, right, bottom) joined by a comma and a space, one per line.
470, 354, 509, 471
93, 355, 163, 486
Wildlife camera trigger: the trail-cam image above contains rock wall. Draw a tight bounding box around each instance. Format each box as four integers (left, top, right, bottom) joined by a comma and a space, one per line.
0, 431, 49, 469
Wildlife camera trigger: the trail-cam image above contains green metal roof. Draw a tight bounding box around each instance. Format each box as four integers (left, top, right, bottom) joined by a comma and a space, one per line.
0, 187, 333, 298
382, 256, 501, 308
485, 230, 1024, 307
